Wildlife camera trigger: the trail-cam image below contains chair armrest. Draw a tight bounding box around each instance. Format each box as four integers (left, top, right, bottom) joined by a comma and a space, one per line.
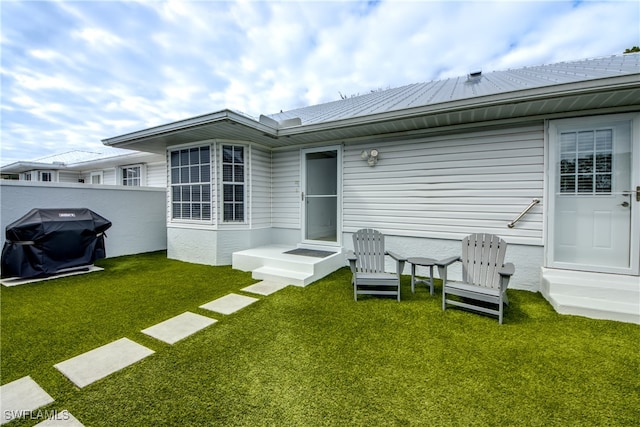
385, 251, 407, 262
346, 250, 357, 274
499, 262, 515, 278
435, 256, 461, 267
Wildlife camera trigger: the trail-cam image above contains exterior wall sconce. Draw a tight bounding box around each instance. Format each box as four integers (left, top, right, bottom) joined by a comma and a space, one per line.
360, 149, 379, 166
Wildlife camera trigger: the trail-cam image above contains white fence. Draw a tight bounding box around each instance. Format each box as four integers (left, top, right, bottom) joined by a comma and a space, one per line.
0, 181, 167, 261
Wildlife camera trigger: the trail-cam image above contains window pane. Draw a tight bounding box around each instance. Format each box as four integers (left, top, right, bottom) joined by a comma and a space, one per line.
235, 185, 244, 202
560, 175, 575, 193
171, 168, 179, 184
577, 175, 593, 192
223, 164, 233, 182
201, 165, 210, 182
234, 146, 244, 163
191, 204, 201, 220
577, 131, 593, 152
172, 203, 181, 218
182, 186, 191, 202
171, 151, 179, 166
235, 203, 244, 221
190, 148, 199, 165
192, 185, 201, 202
200, 147, 210, 164
234, 165, 244, 182
172, 187, 181, 202
224, 204, 233, 221
182, 204, 191, 218
202, 204, 211, 220
560, 132, 576, 152
595, 174, 612, 193
577, 155, 593, 173
180, 150, 189, 166
190, 166, 200, 182
223, 146, 233, 163
223, 185, 233, 202
595, 129, 612, 151
595, 153, 611, 173
560, 153, 575, 174
181, 167, 189, 183
202, 185, 210, 202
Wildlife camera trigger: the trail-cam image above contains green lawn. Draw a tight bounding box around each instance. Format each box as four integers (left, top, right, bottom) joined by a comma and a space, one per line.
1, 251, 639, 426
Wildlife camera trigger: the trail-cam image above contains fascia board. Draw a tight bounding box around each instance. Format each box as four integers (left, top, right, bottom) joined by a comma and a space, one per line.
102, 109, 278, 146
276, 74, 640, 137
0, 162, 68, 173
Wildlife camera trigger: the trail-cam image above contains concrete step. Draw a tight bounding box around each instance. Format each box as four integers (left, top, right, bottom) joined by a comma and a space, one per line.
546, 293, 640, 324
541, 267, 640, 324
251, 266, 312, 287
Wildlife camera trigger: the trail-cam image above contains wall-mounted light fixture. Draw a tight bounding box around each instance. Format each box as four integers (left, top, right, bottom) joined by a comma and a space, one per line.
360, 149, 379, 167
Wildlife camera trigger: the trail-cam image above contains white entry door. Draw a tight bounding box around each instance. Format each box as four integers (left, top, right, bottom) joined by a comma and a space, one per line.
301, 147, 341, 245
548, 115, 639, 274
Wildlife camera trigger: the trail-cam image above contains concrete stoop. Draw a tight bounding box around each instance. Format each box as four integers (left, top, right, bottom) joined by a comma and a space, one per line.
541, 267, 640, 324
232, 244, 345, 286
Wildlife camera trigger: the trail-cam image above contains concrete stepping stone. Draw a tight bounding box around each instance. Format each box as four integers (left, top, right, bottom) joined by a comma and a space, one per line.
200, 293, 258, 315
242, 281, 289, 296
0, 376, 54, 425
142, 312, 217, 344
54, 338, 154, 388
35, 410, 84, 426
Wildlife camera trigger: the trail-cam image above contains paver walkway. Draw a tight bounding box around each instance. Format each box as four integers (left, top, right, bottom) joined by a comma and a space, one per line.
0, 376, 55, 425
142, 312, 217, 344
54, 338, 154, 388
4, 283, 279, 424
242, 281, 289, 296
35, 410, 84, 426
200, 293, 259, 315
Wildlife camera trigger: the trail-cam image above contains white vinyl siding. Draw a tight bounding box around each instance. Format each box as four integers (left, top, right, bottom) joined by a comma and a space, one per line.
146, 162, 167, 187
272, 150, 300, 229
343, 125, 545, 245
251, 146, 272, 228
58, 171, 80, 183
103, 169, 117, 185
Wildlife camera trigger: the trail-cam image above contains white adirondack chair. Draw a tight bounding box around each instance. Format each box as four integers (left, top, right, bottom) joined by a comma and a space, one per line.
346, 229, 406, 301
437, 233, 515, 324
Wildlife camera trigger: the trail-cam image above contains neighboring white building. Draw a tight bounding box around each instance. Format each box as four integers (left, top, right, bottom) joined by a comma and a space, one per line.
1, 148, 166, 187
104, 54, 640, 323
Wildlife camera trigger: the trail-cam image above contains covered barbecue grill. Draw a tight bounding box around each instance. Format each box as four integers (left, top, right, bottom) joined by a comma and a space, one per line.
1, 208, 112, 279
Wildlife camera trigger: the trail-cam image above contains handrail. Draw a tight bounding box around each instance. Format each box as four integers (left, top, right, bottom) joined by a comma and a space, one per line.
507, 199, 540, 228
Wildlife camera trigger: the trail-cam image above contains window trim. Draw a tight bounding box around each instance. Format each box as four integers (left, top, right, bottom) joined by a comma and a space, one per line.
169, 144, 213, 224
120, 164, 145, 186
220, 144, 248, 224
90, 171, 103, 185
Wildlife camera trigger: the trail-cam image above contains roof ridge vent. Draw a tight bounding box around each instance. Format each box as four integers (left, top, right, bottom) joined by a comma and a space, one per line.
466, 69, 482, 83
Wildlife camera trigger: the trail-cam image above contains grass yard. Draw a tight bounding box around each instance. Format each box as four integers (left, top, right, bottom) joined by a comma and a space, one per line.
1, 251, 639, 426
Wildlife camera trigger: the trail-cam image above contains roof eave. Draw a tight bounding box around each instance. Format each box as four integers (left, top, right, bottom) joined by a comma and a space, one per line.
102, 109, 277, 147
277, 74, 640, 137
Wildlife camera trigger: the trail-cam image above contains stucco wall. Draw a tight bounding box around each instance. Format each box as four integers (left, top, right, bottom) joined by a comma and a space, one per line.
0, 181, 167, 261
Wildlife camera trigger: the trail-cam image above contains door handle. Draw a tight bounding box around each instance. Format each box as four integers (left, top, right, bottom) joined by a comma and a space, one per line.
637, 186, 640, 202
301, 192, 304, 201
621, 201, 630, 208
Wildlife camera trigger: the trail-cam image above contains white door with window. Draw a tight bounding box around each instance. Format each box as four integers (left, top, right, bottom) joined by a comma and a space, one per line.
301, 147, 341, 245
548, 114, 639, 275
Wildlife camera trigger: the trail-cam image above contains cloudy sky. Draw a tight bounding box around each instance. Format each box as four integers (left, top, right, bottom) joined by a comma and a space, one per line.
1, 0, 638, 166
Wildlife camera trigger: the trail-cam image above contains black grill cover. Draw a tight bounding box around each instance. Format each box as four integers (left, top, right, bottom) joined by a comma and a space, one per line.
1, 208, 112, 279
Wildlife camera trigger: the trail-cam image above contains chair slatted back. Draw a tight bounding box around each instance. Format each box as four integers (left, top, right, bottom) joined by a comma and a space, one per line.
352, 229, 386, 273
461, 233, 507, 289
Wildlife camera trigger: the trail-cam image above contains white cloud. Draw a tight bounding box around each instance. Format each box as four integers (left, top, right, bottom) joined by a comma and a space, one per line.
1, 0, 638, 166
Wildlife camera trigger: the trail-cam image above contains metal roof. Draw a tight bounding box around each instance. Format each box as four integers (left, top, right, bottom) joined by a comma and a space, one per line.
267, 54, 640, 126
103, 53, 640, 151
